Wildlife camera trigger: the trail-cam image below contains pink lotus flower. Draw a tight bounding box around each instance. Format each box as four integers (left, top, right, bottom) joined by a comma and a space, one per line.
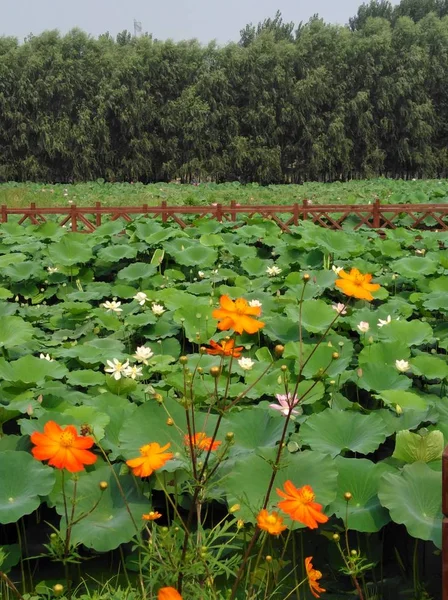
270, 393, 301, 416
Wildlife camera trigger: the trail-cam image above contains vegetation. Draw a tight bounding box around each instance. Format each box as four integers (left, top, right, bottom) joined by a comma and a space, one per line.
3, 1, 448, 183
0, 217, 444, 599
1, 178, 448, 208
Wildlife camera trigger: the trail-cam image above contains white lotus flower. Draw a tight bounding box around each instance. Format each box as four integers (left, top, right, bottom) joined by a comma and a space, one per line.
133, 346, 154, 365
357, 321, 370, 333
101, 300, 123, 314
39, 353, 54, 362
377, 315, 392, 328
133, 292, 148, 306
395, 360, 410, 373
151, 303, 165, 316
238, 357, 255, 371
105, 358, 130, 380
124, 364, 143, 379
47, 266, 59, 274
266, 265, 282, 276
332, 265, 343, 274
332, 303, 347, 315
248, 299, 262, 308
198, 271, 206, 278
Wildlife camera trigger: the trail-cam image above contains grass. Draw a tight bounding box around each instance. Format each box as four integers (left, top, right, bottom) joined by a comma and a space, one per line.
1, 178, 448, 207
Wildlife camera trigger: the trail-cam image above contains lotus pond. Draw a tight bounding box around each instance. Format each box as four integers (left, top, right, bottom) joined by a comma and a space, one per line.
0, 216, 446, 600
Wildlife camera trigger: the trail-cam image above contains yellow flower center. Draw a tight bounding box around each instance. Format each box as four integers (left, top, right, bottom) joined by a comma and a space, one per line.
59, 432, 75, 447
140, 444, 152, 456
353, 272, 366, 285
299, 487, 315, 503
266, 515, 277, 524
234, 299, 248, 314
309, 568, 322, 581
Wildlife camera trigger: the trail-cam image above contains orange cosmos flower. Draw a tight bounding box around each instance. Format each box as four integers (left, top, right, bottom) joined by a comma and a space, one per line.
256, 509, 287, 535
126, 442, 173, 477
276, 481, 329, 529
30, 420, 97, 473
184, 432, 221, 452
305, 557, 326, 598
212, 295, 265, 335
158, 587, 183, 600
142, 511, 162, 521
205, 338, 244, 357
335, 268, 380, 301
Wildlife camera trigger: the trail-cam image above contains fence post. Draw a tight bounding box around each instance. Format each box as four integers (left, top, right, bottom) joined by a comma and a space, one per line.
216, 203, 223, 222
302, 199, 308, 221
373, 199, 381, 228
1, 205, 7, 223
71, 204, 78, 232
443, 447, 448, 600
230, 200, 236, 222
95, 202, 101, 227
293, 203, 299, 226
162, 201, 167, 223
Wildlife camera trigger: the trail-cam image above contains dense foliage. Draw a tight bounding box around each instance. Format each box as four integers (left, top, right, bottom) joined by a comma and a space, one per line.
0, 216, 445, 599
3, 0, 448, 183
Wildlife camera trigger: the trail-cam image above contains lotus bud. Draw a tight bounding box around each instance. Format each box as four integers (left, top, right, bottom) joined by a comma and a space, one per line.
344, 492, 352, 501
396, 404, 403, 415
99, 481, 108, 491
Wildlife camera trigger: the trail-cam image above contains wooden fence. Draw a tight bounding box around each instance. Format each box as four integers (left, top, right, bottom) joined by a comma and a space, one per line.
2, 199, 448, 232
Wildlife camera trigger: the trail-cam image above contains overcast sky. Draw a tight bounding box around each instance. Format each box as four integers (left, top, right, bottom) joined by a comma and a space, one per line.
1, 0, 400, 44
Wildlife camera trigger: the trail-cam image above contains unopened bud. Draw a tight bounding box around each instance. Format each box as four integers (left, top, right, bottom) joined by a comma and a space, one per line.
274, 345, 284, 357
332, 533, 340, 542
351, 549, 358, 557
280, 365, 288, 372
166, 418, 174, 426
200, 346, 207, 354
229, 503, 240, 513
396, 404, 403, 415
161, 527, 169, 533
197, 367, 203, 374
332, 352, 339, 360
265, 555, 273, 562
210, 366, 221, 378
53, 584, 64, 596
154, 393, 164, 404
344, 492, 352, 501
179, 356, 188, 365
303, 273, 310, 282
225, 431, 234, 441
237, 519, 245, 529
99, 481, 108, 491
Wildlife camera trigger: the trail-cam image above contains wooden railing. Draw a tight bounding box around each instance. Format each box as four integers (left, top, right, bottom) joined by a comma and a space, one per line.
1, 199, 448, 232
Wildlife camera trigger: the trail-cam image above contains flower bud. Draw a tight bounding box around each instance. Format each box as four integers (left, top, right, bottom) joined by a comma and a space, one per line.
237, 519, 245, 529
351, 549, 358, 557
179, 356, 188, 365
166, 418, 174, 426
161, 527, 169, 533
332, 533, 340, 542
197, 367, 203, 374
53, 584, 64, 596
303, 273, 310, 282
154, 393, 164, 404
99, 481, 108, 491
332, 352, 339, 360
225, 431, 234, 441
396, 404, 403, 415
200, 346, 207, 354
210, 366, 221, 378
229, 503, 240, 514
274, 344, 284, 357
265, 555, 273, 562
344, 492, 352, 501
280, 365, 288, 372
50, 533, 58, 540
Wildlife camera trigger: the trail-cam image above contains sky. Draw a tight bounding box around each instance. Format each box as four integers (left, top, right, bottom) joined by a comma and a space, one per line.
1, 0, 400, 44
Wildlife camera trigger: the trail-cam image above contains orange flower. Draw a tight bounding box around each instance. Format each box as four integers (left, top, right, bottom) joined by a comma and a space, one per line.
205, 338, 244, 357
142, 511, 162, 521
212, 295, 265, 335
30, 421, 97, 473
126, 442, 173, 477
256, 509, 287, 535
158, 587, 183, 600
276, 481, 329, 529
305, 557, 326, 598
335, 268, 380, 301
184, 432, 221, 452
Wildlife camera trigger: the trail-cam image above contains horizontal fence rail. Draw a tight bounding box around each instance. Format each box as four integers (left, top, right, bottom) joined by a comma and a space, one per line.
1, 199, 448, 233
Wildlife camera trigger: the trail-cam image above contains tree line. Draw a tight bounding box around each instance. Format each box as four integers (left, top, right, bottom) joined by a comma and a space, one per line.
1, 0, 448, 184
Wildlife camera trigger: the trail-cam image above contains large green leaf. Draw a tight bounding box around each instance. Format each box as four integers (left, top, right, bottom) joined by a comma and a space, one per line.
0, 355, 68, 384
392, 430, 444, 463
285, 300, 335, 334
376, 390, 428, 411
328, 457, 393, 532
0, 316, 34, 349
225, 449, 338, 525
378, 462, 442, 547
410, 355, 448, 380
299, 410, 388, 457
0, 451, 55, 523
382, 321, 433, 346
48, 235, 93, 266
